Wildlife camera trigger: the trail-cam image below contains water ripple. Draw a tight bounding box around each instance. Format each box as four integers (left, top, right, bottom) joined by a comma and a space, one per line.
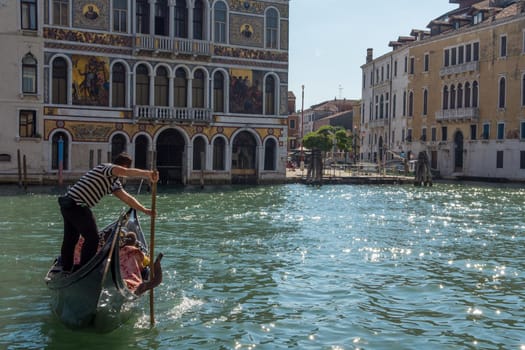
0, 184, 524, 349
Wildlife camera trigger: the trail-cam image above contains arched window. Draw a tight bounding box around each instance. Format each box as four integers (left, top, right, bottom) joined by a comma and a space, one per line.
392, 94, 397, 118
193, 136, 206, 170
112, 63, 126, 107
522, 75, 525, 106
154, 0, 168, 36
402, 91, 407, 116
214, 1, 227, 43
193, 0, 204, 40
379, 95, 384, 118
385, 93, 389, 118
134, 135, 149, 169
443, 86, 449, 110
457, 83, 463, 109
472, 81, 479, 108
135, 64, 149, 105
213, 71, 225, 112
155, 66, 169, 106
174, 0, 188, 38
450, 84, 456, 109
408, 91, 413, 117
192, 69, 205, 108
22, 53, 37, 94
465, 82, 471, 108
53, 0, 69, 26
498, 77, 506, 109
265, 75, 275, 115
423, 89, 428, 115
174, 68, 187, 107
264, 138, 276, 170
265, 8, 278, 49
52, 132, 69, 170
136, 0, 149, 34
52, 57, 68, 104
111, 134, 127, 161
213, 137, 226, 170
113, 0, 128, 32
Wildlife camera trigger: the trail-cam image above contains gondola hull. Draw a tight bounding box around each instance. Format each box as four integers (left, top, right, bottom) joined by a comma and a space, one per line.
46, 209, 147, 332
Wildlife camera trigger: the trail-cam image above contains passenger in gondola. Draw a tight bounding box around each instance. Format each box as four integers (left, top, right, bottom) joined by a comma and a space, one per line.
119, 231, 163, 295
57, 152, 158, 274
119, 232, 149, 291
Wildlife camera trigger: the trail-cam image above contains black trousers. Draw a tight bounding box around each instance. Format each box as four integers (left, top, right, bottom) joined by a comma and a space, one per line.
58, 197, 99, 271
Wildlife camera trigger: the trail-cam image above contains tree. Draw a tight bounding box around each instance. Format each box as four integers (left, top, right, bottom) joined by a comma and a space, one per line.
303, 130, 332, 152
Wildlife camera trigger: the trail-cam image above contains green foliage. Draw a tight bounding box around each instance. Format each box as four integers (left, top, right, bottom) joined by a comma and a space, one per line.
303, 132, 331, 151
303, 125, 353, 153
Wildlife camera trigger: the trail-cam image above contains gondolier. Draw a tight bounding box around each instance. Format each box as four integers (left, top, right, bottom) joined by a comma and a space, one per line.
58, 152, 158, 273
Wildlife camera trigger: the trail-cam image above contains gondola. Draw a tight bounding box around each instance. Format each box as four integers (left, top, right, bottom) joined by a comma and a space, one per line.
45, 208, 162, 332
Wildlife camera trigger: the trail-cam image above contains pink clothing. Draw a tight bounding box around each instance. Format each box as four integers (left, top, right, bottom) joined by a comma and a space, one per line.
73, 237, 85, 266
119, 245, 146, 291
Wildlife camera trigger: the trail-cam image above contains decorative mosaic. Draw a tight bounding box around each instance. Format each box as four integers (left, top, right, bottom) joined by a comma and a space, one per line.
45, 42, 132, 56
214, 45, 288, 62
229, 0, 289, 17
230, 14, 263, 47
230, 0, 265, 14
44, 28, 132, 47
72, 55, 110, 106
73, 0, 109, 30
70, 123, 113, 141
43, 118, 283, 145
230, 69, 264, 114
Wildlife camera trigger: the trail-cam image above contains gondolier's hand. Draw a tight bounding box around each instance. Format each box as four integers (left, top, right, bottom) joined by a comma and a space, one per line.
143, 208, 156, 217
149, 170, 159, 183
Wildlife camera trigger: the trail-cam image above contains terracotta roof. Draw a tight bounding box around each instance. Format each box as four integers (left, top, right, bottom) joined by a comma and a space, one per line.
495, 2, 520, 19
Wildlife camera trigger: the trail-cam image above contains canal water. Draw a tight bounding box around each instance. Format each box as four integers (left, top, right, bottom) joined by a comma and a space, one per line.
0, 183, 524, 350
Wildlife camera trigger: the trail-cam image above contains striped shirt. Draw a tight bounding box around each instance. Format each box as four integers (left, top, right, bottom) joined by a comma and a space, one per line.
67, 164, 123, 208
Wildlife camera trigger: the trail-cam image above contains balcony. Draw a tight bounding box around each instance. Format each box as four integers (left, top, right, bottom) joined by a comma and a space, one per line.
134, 35, 213, 56
134, 106, 212, 123
435, 107, 479, 122
440, 61, 479, 76
369, 118, 388, 128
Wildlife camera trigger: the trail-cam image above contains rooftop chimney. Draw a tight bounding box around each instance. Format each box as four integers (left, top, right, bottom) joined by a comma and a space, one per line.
366, 48, 373, 63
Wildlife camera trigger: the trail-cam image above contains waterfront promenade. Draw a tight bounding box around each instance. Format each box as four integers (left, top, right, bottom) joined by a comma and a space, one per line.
285, 167, 415, 185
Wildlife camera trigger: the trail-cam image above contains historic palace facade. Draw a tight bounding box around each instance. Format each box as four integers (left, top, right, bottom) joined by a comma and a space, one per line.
1, 0, 289, 185
361, 0, 525, 181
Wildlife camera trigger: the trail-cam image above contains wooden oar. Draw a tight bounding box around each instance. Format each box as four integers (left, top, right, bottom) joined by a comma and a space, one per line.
149, 176, 157, 326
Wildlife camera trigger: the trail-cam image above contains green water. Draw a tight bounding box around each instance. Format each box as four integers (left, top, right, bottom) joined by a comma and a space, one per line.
0, 183, 524, 349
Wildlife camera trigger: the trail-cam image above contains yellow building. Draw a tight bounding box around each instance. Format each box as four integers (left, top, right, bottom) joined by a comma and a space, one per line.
362, 0, 525, 181
1, 0, 289, 185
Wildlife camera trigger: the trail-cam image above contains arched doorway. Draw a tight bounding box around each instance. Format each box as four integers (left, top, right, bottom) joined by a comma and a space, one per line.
454, 131, 464, 172
231, 130, 257, 184
264, 138, 276, 170
134, 135, 149, 169
156, 129, 186, 184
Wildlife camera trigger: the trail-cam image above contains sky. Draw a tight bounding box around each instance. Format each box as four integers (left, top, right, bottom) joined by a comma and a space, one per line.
288, 0, 458, 109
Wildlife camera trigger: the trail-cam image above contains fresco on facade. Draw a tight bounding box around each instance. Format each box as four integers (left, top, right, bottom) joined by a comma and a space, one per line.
72, 55, 109, 106
230, 69, 263, 114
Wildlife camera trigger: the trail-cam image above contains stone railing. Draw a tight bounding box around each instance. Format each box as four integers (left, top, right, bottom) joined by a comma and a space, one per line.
134, 35, 213, 56
133, 106, 212, 123
440, 61, 479, 76
435, 107, 479, 122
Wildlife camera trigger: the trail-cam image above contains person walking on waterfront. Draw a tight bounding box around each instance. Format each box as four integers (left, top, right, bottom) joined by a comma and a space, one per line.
57, 152, 158, 273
